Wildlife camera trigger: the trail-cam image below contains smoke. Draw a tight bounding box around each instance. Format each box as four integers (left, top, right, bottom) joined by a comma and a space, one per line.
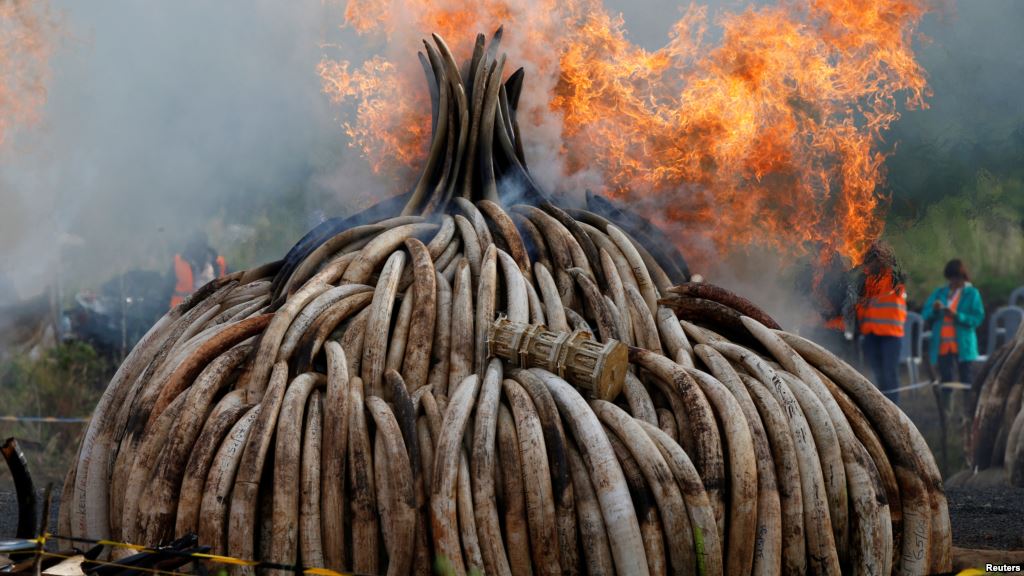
0, 0, 1019, 330
894, 1, 1024, 143
885, 0, 1024, 211
0, 0, 56, 304
0, 0, 367, 303
0, 0, 54, 146
596, 0, 1024, 327
0, 0, 734, 305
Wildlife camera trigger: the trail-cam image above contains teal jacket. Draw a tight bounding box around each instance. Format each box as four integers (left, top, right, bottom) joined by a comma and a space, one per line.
921, 284, 985, 364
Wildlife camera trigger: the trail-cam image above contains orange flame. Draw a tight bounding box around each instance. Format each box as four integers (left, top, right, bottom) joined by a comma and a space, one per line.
0, 0, 54, 147
319, 0, 930, 265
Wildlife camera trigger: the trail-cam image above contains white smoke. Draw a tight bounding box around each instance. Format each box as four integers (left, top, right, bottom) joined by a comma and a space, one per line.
0, 0, 1017, 330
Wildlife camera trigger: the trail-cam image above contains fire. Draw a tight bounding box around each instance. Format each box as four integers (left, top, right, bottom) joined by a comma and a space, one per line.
319, 0, 930, 265
319, 56, 430, 176
0, 0, 54, 147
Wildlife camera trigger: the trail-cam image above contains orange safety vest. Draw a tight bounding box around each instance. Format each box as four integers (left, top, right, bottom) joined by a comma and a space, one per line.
857, 273, 907, 338
825, 316, 845, 331
171, 254, 193, 308
170, 254, 228, 308
939, 288, 962, 355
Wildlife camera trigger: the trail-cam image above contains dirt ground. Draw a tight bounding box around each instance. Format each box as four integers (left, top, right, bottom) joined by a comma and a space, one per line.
945, 484, 1024, 551
0, 489, 60, 541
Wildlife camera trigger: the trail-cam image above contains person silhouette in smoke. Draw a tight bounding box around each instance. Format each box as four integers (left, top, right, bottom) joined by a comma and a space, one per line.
169, 232, 228, 309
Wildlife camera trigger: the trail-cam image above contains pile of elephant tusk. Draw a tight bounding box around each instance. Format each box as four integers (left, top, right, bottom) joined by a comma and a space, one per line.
968, 323, 1024, 487
63, 29, 950, 576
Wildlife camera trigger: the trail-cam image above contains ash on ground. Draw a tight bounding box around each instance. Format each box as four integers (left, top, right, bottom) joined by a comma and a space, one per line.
945, 485, 1024, 551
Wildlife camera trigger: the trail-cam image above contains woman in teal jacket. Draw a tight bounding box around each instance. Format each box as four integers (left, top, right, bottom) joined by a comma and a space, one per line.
921, 259, 985, 383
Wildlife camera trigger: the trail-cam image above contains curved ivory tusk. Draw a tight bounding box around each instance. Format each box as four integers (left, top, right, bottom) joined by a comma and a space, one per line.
269, 372, 323, 575
299, 391, 325, 569
565, 439, 613, 576
531, 369, 650, 576
497, 403, 532, 575
428, 271, 453, 398
471, 361, 512, 576
534, 262, 568, 333
366, 396, 417, 576
227, 361, 290, 574
198, 404, 260, 554
431, 374, 480, 576
477, 199, 531, 280
174, 392, 249, 537
503, 377, 561, 573
593, 400, 694, 575
361, 250, 406, 397
402, 238, 438, 390
497, 249, 529, 325
475, 245, 498, 375
448, 258, 474, 388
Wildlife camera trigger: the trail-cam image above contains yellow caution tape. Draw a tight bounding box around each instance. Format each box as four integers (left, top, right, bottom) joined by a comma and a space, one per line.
40, 533, 361, 575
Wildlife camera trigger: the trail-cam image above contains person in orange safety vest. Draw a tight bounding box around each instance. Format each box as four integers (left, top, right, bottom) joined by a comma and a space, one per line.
170, 235, 228, 309
844, 241, 907, 403
921, 259, 984, 386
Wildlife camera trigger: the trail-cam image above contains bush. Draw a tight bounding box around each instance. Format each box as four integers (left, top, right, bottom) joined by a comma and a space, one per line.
0, 341, 112, 487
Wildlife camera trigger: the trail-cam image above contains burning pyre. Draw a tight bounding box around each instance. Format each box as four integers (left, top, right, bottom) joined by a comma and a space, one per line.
62, 29, 949, 576
320, 0, 930, 267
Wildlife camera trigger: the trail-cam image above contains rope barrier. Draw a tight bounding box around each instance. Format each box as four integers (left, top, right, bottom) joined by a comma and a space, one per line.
887, 379, 973, 395
888, 380, 937, 394
0, 416, 91, 424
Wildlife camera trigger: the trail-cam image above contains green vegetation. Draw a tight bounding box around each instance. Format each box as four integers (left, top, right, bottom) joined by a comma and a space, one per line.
882, 111, 1024, 308
0, 342, 112, 487
208, 183, 315, 273
886, 171, 1024, 308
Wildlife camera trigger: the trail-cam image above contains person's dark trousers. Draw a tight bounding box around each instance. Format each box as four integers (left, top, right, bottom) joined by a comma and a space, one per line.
937, 354, 974, 409
863, 333, 902, 404
937, 354, 973, 383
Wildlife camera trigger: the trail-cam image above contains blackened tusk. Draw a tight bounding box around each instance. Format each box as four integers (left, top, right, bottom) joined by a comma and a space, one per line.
2, 438, 37, 540
403, 43, 450, 215
541, 202, 608, 291
462, 34, 486, 103
431, 34, 470, 212
485, 26, 504, 65
460, 33, 491, 200
505, 67, 524, 112
668, 282, 782, 330
478, 55, 505, 203
423, 38, 457, 215
420, 51, 440, 134
586, 191, 691, 282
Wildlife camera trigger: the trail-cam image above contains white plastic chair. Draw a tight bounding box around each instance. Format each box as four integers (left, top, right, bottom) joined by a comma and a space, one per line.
986, 305, 1024, 357
899, 311, 925, 383
1010, 286, 1024, 308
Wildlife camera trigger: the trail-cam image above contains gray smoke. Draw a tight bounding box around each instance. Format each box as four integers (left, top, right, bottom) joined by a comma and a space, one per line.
0, 0, 375, 304
0, 0, 1019, 330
